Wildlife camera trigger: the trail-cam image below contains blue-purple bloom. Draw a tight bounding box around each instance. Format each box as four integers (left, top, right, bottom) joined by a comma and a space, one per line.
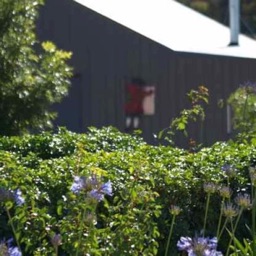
70, 175, 100, 194
89, 181, 113, 202
70, 176, 86, 193
14, 189, 25, 206
203, 183, 217, 194
0, 238, 22, 256
8, 246, 22, 256
0, 188, 24, 206
100, 181, 112, 196
51, 233, 62, 247
223, 202, 238, 218
71, 176, 113, 201
219, 186, 232, 199
89, 190, 105, 201
221, 164, 237, 178
235, 193, 252, 209
177, 236, 223, 256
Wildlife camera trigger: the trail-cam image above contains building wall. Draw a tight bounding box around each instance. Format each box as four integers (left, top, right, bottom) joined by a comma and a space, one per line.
37, 0, 256, 147
174, 53, 256, 146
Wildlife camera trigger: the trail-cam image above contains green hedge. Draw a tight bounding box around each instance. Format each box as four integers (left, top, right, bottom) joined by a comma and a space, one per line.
0, 127, 255, 255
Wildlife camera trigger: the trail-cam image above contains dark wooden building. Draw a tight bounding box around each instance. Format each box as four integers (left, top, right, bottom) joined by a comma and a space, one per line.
37, 0, 256, 146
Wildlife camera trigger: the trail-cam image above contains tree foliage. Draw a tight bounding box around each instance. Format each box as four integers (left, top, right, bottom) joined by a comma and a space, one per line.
0, 0, 73, 136
228, 82, 256, 134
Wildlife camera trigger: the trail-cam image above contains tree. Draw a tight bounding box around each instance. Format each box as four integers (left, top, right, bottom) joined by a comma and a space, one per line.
0, 0, 73, 135
228, 82, 256, 134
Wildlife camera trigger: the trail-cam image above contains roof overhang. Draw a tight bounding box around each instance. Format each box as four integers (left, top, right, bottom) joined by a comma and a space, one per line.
74, 0, 256, 59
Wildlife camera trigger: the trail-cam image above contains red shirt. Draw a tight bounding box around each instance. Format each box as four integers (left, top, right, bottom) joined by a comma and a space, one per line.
125, 83, 152, 115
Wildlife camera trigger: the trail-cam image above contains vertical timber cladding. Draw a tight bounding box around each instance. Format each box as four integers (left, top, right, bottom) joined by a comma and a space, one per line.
37, 0, 84, 132
78, 5, 126, 129
164, 52, 250, 146
69, 2, 94, 132
97, 20, 118, 128
137, 35, 153, 138
85, 9, 108, 128
123, 32, 178, 143
153, 46, 176, 141
38, 0, 256, 145
180, 54, 256, 145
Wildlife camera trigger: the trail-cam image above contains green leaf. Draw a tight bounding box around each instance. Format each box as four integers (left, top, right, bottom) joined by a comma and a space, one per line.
57, 204, 62, 215
177, 122, 186, 130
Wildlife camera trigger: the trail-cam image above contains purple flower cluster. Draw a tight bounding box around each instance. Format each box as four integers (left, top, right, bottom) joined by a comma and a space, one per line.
177, 236, 223, 256
70, 176, 86, 194
0, 188, 25, 206
89, 181, 113, 201
14, 189, 25, 206
221, 164, 237, 178
71, 176, 112, 202
51, 233, 62, 247
8, 246, 22, 256
0, 238, 22, 256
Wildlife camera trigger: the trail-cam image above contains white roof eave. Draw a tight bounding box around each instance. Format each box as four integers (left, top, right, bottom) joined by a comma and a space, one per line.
74, 0, 256, 59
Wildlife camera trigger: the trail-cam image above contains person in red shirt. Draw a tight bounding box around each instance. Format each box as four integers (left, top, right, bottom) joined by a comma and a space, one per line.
125, 78, 153, 131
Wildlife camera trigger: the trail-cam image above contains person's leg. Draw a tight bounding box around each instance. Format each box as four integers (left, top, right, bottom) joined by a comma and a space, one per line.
133, 116, 140, 129
125, 116, 132, 129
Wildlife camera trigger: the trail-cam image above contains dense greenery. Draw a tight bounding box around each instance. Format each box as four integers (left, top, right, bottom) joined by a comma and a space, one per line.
1, 0, 256, 254
0, 0, 72, 136
228, 82, 256, 135
0, 127, 256, 255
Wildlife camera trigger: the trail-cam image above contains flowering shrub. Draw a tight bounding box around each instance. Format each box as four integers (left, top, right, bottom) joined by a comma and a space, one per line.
0, 127, 256, 255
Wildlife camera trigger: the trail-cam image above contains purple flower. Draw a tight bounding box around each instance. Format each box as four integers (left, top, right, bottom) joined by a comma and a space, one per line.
203, 183, 217, 194
100, 181, 112, 196
88, 175, 99, 187
70, 175, 100, 194
207, 237, 218, 250
235, 193, 252, 209
0, 238, 22, 256
89, 181, 112, 202
177, 236, 223, 256
0, 188, 24, 206
14, 189, 25, 206
219, 186, 232, 199
221, 164, 236, 178
70, 176, 86, 193
177, 236, 192, 251
51, 233, 62, 247
89, 190, 105, 201
8, 246, 22, 256
71, 176, 113, 201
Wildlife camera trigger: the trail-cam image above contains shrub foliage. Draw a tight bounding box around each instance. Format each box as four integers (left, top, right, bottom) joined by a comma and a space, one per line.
0, 127, 255, 255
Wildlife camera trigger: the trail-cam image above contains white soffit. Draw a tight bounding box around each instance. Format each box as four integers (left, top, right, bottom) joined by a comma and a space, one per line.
74, 0, 256, 59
